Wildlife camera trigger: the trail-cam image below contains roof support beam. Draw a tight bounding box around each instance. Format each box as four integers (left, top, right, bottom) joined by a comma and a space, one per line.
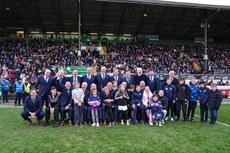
117, 3, 127, 35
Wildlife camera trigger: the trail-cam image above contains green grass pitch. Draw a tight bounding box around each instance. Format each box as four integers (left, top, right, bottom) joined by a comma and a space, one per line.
0, 105, 229, 153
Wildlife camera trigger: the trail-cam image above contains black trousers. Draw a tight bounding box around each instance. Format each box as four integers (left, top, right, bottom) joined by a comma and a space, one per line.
41, 95, 49, 108
187, 101, 197, 120
45, 105, 60, 123
119, 110, 128, 122
23, 93, 30, 104
200, 103, 208, 122
15, 92, 22, 106
106, 107, 114, 123
176, 100, 187, 121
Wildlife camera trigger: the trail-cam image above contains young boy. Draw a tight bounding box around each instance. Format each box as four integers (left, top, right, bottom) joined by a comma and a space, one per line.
208, 83, 222, 125
198, 81, 209, 122
187, 77, 200, 121
176, 77, 189, 122
72, 82, 85, 126
163, 77, 176, 121
150, 94, 163, 126
131, 85, 143, 124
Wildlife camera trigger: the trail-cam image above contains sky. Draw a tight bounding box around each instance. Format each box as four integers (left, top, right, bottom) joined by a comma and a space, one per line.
162, 0, 230, 6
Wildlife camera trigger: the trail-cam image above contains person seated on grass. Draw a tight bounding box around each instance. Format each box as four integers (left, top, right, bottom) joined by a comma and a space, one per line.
21, 88, 44, 126
150, 94, 163, 127
208, 83, 223, 125
44, 86, 61, 128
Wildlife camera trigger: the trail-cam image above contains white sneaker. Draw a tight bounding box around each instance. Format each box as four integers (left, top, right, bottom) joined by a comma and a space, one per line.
171, 118, 174, 121
121, 120, 124, 125
96, 123, 100, 127
162, 120, 165, 125
159, 122, 162, 127
155, 122, 158, 126
149, 122, 153, 126
126, 121, 130, 125
91, 123, 96, 127
165, 117, 169, 121
109, 122, 112, 126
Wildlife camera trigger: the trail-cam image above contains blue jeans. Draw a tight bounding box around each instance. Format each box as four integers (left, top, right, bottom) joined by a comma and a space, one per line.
83, 105, 91, 122
132, 103, 145, 123
98, 105, 106, 121
209, 108, 217, 124
2, 89, 9, 103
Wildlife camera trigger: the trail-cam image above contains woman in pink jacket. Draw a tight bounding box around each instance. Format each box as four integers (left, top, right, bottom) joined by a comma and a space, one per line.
142, 86, 153, 125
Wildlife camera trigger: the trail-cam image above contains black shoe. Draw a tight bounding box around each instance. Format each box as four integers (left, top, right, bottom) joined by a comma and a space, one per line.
43, 122, 49, 127
53, 124, 59, 128
191, 118, 194, 122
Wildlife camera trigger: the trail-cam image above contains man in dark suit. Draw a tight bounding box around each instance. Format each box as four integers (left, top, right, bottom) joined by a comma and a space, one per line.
68, 70, 82, 87
95, 66, 110, 92
81, 67, 95, 91
133, 68, 148, 85
110, 69, 122, 86
82, 82, 91, 125
35, 69, 52, 108
122, 70, 135, 88
168, 70, 179, 119
147, 70, 158, 93
21, 88, 44, 126
52, 70, 68, 92
60, 81, 73, 126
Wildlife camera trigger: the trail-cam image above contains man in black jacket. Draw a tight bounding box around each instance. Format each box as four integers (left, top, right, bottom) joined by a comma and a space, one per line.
208, 83, 222, 125
176, 77, 189, 122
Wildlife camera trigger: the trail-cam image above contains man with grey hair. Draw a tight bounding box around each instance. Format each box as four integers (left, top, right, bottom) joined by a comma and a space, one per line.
82, 67, 95, 91
51, 69, 68, 92
35, 69, 53, 107
133, 67, 147, 86
95, 66, 110, 92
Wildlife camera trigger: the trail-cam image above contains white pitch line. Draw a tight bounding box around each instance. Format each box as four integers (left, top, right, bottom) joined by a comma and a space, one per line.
194, 114, 230, 127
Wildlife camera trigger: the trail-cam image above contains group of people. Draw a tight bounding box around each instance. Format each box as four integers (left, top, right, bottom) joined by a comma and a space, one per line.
12, 67, 222, 128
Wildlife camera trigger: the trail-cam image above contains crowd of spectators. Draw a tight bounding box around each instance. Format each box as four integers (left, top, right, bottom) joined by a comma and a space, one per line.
0, 39, 229, 90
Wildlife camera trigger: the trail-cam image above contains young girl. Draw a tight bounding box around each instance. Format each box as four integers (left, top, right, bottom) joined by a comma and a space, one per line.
131, 85, 143, 124
115, 84, 130, 125
101, 86, 115, 126
88, 90, 101, 127
150, 94, 163, 127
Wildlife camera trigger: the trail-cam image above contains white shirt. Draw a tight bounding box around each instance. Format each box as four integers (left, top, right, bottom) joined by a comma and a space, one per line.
72, 88, 84, 104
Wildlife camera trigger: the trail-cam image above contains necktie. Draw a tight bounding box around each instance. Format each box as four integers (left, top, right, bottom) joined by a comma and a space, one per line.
151, 76, 153, 82
74, 77, 76, 82
103, 74, 105, 80
88, 75, 91, 80
127, 78, 130, 83
115, 76, 118, 81
59, 78, 62, 84
46, 77, 49, 83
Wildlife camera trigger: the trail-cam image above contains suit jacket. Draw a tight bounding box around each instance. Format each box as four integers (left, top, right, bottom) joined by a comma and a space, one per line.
60, 87, 73, 107
24, 95, 43, 114
171, 78, 179, 86
81, 74, 95, 90
122, 77, 135, 88
110, 75, 122, 86
95, 73, 110, 92
83, 90, 90, 106
147, 76, 158, 93
51, 77, 68, 92
68, 76, 82, 86
35, 75, 52, 97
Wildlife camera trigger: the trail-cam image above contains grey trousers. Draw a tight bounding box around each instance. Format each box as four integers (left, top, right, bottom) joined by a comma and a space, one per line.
91, 109, 99, 123
74, 104, 84, 125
